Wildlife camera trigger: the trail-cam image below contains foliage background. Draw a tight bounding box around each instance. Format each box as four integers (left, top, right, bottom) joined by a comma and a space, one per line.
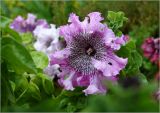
1, 0, 159, 112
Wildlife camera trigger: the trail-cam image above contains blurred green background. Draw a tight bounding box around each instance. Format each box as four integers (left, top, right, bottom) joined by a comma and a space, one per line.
1, 0, 159, 112
1, 0, 159, 33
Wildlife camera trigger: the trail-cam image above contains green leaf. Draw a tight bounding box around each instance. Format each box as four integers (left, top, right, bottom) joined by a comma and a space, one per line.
0, 16, 12, 28
14, 75, 29, 93
30, 51, 49, 69
117, 40, 142, 76
106, 11, 128, 34
59, 98, 69, 109
42, 78, 54, 95
28, 82, 41, 101
30, 73, 54, 96
3, 27, 22, 43
116, 40, 136, 57
22, 39, 35, 51
1, 37, 37, 74
20, 32, 33, 44
1, 62, 16, 107
13, 74, 29, 103
66, 103, 76, 112
37, 73, 54, 95
9, 80, 16, 92
142, 59, 152, 70
125, 40, 136, 50
115, 30, 123, 37
137, 73, 148, 85
124, 51, 142, 75
131, 51, 142, 68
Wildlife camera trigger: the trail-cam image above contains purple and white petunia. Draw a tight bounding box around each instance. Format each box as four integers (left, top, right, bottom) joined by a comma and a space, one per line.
33, 24, 62, 54
50, 12, 128, 95
10, 13, 48, 33
33, 24, 66, 77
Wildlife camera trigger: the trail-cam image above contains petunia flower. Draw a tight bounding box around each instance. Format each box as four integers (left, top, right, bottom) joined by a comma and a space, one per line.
33, 24, 66, 77
141, 37, 160, 64
33, 24, 62, 54
10, 13, 48, 33
49, 12, 128, 95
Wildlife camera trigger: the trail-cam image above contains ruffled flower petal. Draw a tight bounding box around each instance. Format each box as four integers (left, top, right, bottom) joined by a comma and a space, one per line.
59, 70, 75, 90
10, 13, 49, 33
59, 12, 105, 43
26, 13, 36, 25
87, 12, 104, 32
50, 48, 71, 65
76, 75, 90, 87
33, 24, 60, 54
93, 54, 128, 77
33, 24, 59, 42
83, 75, 106, 95
104, 31, 129, 50
36, 19, 49, 28
34, 41, 46, 52
10, 16, 27, 33
44, 64, 61, 78
113, 35, 129, 50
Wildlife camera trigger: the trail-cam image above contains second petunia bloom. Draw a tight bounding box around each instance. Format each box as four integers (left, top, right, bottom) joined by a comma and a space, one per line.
10, 13, 48, 33
50, 12, 128, 95
141, 37, 160, 64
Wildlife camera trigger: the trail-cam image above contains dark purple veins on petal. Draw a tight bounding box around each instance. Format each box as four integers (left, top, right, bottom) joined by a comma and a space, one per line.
68, 33, 107, 75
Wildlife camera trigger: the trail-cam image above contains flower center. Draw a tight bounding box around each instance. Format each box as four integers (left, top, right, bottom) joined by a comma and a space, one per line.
68, 33, 106, 75
85, 45, 96, 56
46, 38, 53, 47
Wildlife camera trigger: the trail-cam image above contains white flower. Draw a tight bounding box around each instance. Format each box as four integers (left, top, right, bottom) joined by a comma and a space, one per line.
33, 24, 60, 54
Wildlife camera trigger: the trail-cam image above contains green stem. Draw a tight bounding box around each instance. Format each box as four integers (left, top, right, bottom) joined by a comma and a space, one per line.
16, 88, 28, 102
